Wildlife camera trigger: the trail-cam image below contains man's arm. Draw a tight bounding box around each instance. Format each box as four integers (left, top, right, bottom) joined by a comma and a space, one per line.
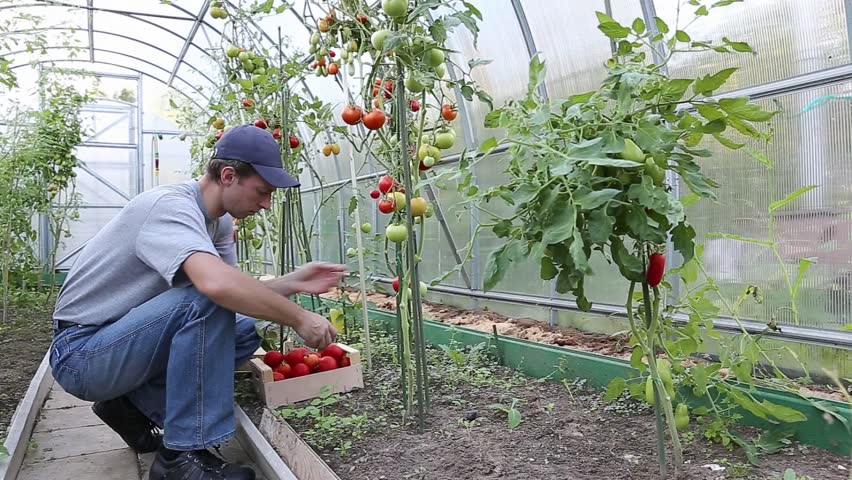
182, 252, 336, 349
260, 275, 299, 297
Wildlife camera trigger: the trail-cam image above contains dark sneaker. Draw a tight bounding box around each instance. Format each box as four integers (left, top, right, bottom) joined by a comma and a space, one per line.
92, 395, 162, 453
149, 448, 256, 480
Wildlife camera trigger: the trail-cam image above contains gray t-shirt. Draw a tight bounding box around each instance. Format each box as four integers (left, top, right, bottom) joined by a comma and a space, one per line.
54, 180, 237, 326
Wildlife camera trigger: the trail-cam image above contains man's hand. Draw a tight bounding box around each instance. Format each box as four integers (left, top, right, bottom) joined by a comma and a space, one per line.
294, 309, 337, 350
285, 261, 347, 295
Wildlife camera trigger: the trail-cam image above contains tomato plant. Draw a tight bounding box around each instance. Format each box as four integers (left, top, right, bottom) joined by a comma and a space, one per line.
428, 4, 820, 476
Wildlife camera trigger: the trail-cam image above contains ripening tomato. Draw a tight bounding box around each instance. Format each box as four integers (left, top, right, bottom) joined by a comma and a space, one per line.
342, 104, 363, 125
362, 109, 386, 130
328, 62, 339, 75
409, 99, 420, 112
289, 136, 300, 149
441, 104, 458, 121
370, 189, 381, 199
378, 199, 394, 214
646, 252, 665, 287
378, 175, 394, 193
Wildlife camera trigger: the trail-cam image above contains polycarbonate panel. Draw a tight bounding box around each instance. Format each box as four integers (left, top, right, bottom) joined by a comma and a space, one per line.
300, 191, 322, 260
656, 0, 849, 93
142, 133, 194, 191
254, 7, 311, 51
92, 31, 175, 76
0, 5, 87, 30
450, 0, 531, 145
413, 166, 473, 289
83, 108, 134, 144
520, 0, 612, 99
175, 62, 217, 96
93, 11, 187, 54
684, 83, 852, 331
73, 158, 135, 205
93, 0, 194, 18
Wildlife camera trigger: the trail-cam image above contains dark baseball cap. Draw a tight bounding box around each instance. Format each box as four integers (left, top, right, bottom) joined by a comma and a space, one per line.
211, 124, 300, 188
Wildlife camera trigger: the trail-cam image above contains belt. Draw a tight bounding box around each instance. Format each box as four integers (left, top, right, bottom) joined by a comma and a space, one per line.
56, 320, 80, 331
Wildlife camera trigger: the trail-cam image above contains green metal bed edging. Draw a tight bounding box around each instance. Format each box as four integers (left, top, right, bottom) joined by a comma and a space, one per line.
302, 296, 852, 456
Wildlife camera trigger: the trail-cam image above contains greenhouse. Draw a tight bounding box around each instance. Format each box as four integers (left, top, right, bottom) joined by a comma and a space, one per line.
0, 0, 851, 479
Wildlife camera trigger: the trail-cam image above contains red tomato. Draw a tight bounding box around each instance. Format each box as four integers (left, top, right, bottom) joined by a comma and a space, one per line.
646, 253, 666, 287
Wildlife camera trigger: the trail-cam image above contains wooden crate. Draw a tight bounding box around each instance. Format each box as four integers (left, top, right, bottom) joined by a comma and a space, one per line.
248, 342, 364, 408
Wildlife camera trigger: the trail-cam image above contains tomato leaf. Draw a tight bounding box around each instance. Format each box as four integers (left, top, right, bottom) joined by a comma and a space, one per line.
630, 346, 646, 371
722, 37, 753, 53
712, 133, 745, 149
429, 22, 448, 43
527, 53, 547, 97
492, 219, 513, 238
693, 67, 737, 95
769, 185, 818, 212
672, 221, 696, 262
744, 146, 773, 168
792, 257, 814, 300
695, 103, 725, 121
610, 236, 644, 282
598, 22, 631, 39
542, 201, 576, 245
675, 30, 691, 42
759, 400, 807, 423
569, 230, 590, 273
574, 188, 620, 210
632, 18, 646, 34
540, 256, 558, 280
483, 240, 521, 290
347, 196, 357, 215
718, 97, 777, 122
691, 364, 708, 395
695, 5, 709, 15
654, 17, 670, 34
587, 208, 613, 244
604, 377, 627, 402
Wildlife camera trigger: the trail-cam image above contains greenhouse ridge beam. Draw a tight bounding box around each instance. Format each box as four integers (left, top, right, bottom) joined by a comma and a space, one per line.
169, 0, 211, 88
370, 277, 852, 351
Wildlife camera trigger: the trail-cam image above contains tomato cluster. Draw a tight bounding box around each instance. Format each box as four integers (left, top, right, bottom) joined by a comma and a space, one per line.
263, 345, 352, 382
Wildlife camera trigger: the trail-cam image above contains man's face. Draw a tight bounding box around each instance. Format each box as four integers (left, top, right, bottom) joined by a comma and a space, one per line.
221, 167, 274, 219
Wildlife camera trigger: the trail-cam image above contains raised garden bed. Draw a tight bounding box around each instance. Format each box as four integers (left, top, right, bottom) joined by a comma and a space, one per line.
235, 293, 852, 480
0, 304, 54, 442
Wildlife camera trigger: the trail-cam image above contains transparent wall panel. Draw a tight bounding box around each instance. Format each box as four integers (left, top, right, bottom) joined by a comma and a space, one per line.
73, 145, 135, 203
450, 0, 531, 145
416, 166, 474, 289
92, 0, 194, 18
520, 0, 612, 99
94, 11, 188, 55
471, 152, 549, 296
82, 104, 135, 145
656, 0, 849, 93
683, 83, 852, 331
300, 190, 322, 260
142, 133, 195, 191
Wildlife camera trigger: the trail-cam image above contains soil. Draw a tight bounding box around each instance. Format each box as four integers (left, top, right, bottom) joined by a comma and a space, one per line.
0, 303, 55, 441
236, 328, 852, 480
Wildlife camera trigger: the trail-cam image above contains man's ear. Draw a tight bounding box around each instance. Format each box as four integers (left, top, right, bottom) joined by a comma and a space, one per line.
220, 166, 237, 185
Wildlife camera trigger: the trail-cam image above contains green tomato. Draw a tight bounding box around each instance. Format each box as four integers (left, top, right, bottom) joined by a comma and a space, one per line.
405, 76, 425, 93
318, 47, 328, 57
226, 44, 241, 58
434, 63, 446, 78
419, 281, 428, 297
241, 61, 255, 73
422, 156, 436, 167
418, 144, 441, 161
360, 222, 372, 234
251, 74, 266, 85
434, 131, 455, 150
644, 158, 665, 186
424, 48, 445, 67
382, 0, 408, 18
386, 223, 408, 243
371, 29, 391, 50
346, 247, 357, 257
675, 403, 689, 431
238, 51, 250, 62
645, 376, 655, 406
620, 138, 645, 163
310, 32, 321, 45
391, 192, 406, 212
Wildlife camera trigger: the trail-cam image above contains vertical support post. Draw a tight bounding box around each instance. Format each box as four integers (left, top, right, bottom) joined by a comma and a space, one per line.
136, 74, 144, 196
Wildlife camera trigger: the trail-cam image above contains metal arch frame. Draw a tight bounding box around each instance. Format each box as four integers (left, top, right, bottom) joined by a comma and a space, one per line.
4, 27, 220, 88
169, 0, 212, 88
10, 60, 210, 112
7, 46, 212, 103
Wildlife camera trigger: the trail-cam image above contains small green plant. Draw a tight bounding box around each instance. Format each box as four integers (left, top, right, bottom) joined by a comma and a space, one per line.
488, 398, 522, 430
277, 386, 372, 456
0, 444, 8, 462
781, 468, 813, 480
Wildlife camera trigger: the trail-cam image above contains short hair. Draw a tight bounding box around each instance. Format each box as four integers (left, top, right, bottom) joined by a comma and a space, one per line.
206, 158, 257, 182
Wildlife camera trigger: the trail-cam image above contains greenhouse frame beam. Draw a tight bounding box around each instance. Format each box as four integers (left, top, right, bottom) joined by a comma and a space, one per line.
86, 0, 93, 62
169, 0, 211, 88
509, 0, 547, 99
372, 277, 852, 351
14, 60, 210, 112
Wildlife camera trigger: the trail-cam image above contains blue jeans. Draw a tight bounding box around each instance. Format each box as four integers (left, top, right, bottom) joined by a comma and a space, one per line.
49, 286, 262, 450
